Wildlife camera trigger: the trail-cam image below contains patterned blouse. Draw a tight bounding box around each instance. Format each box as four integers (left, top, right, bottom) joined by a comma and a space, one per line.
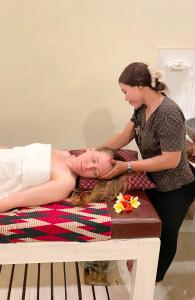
131, 96, 194, 192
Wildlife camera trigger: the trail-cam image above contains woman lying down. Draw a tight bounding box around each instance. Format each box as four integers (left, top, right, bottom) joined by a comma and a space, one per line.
0, 143, 129, 213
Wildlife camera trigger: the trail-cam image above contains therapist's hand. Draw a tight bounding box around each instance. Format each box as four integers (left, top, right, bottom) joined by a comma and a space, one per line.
100, 160, 128, 179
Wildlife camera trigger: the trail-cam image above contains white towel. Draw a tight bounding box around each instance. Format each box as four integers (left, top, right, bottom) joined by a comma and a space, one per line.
0, 143, 51, 199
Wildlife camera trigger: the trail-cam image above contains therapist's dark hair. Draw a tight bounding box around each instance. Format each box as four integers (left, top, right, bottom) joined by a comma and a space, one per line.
119, 62, 167, 92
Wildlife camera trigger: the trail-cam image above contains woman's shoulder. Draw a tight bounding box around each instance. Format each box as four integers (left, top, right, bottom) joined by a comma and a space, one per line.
157, 96, 185, 121
51, 165, 76, 187
161, 96, 183, 111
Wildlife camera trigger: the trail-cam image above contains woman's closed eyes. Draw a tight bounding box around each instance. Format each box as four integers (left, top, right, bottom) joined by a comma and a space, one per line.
92, 155, 100, 177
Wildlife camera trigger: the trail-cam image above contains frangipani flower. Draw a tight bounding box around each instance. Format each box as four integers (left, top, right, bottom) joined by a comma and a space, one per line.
116, 193, 125, 202
113, 193, 140, 213
113, 201, 125, 213
130, 196, 141, 208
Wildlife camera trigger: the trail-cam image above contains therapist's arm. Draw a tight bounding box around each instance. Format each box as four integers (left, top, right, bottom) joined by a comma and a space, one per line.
102, 121, 135, 149
131, 151, 181, 172
101, 151, 181, 179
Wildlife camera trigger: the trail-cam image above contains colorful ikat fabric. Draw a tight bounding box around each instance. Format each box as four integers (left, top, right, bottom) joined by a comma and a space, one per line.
0, 199, 111, 243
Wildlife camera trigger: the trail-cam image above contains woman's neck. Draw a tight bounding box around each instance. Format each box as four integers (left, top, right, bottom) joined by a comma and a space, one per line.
52, 149, 76, 173
144, 89, 165, 113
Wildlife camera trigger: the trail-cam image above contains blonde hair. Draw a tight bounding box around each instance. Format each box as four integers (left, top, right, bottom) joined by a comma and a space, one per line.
71, 147, 130, 205
72, 175, 129, 205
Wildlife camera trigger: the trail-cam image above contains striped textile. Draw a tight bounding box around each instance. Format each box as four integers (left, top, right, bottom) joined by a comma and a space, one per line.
0, 199, 111, 243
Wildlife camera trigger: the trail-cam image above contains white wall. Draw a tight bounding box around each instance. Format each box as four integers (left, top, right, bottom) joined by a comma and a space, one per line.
0, 0, 195, 149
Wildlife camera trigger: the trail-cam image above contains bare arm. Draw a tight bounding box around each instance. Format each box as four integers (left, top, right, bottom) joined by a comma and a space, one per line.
101, 151, 181, 179
131, 151, 181, 172
102, 121, 135, 149
0, 178, 74, 213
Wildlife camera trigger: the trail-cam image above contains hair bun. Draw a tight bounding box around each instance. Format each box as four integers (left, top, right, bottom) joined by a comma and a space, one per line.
147, 65, 163, 88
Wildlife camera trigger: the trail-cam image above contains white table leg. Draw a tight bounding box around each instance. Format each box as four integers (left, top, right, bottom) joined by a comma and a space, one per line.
130, 238, 160, 300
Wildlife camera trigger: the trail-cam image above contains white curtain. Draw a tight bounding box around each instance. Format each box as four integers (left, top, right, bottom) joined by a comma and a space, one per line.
158, 49, 195, 120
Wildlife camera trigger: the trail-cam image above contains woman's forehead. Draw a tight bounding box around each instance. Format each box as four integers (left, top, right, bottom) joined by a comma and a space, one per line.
97, 152, 112, 173
95, 151, 111, 161
85, 149, 112, 166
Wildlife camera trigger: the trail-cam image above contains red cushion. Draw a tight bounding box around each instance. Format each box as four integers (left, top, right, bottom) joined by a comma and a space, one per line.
70, 149, 155, 190
78, 172, 155, 190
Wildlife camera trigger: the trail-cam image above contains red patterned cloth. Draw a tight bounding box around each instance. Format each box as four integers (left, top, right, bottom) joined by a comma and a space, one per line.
129, 172, 155, 189
0, 199, 111, 243
79, 172, 155, 190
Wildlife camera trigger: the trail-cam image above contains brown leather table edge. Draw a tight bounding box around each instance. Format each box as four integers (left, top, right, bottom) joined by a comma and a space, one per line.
107, 190, 161, 239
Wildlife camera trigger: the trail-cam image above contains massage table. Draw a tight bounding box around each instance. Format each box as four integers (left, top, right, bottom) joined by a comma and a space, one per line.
0, 190, 161, 300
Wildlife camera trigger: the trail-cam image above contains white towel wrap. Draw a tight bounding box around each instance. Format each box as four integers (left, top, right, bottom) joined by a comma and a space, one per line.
0, 143, 51, 199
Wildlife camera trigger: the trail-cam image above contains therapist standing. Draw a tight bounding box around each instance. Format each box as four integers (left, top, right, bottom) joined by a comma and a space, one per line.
102, 62, 195, 282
